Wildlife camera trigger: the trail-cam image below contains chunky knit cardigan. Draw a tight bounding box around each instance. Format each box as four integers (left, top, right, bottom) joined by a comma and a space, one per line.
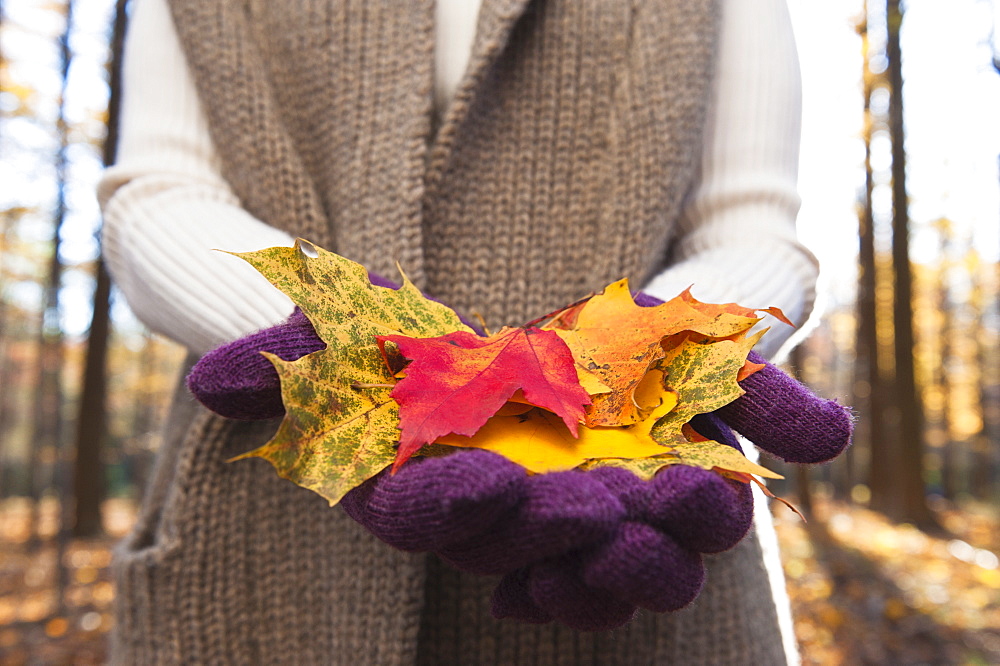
102, 0, 811, 663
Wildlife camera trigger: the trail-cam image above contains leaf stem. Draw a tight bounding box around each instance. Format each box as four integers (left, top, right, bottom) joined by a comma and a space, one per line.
522, 293, 595, 329
471, 312, 492, 336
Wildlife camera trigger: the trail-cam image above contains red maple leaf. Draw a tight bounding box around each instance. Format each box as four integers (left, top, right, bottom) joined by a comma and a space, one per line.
378, 327, 591, 471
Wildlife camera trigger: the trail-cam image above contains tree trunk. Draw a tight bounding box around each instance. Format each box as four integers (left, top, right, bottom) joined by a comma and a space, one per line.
27, 0, 75, 558
856, 4, 893, 509
72, 259, 111, 536
0, 23, 10, 500
71, 0, 129, 537
873, 0, 935, 526
938, 278, 956, 500
26, 176, 66, 543
983, 254, 1000, 502
967, 254, 991, 500
0, 220, 13, 500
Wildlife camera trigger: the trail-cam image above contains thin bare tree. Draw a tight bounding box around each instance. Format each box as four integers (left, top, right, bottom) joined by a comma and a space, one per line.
856, 3, 892, 510
868, 0, 936, 526
26, 0, 74, 548
71, 0, 129, 538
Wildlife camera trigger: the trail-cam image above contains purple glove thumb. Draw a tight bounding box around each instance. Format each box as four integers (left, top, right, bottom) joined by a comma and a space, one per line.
718, 353, 853, 464
187, 273, 484, 420
633, 290, 852, 464
187, 307, 323, 420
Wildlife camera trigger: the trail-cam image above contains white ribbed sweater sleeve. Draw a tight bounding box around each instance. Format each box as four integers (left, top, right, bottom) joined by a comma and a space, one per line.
642, 0, 817, 360
97, 0, 297, 355
99, 0, 814, 359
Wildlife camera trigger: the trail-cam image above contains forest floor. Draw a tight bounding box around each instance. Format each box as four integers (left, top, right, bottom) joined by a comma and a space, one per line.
0, 496, 997, 665
774, 495, 1000, 665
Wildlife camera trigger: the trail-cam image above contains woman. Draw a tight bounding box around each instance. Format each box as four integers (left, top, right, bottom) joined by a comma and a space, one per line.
98, 0, 822, 662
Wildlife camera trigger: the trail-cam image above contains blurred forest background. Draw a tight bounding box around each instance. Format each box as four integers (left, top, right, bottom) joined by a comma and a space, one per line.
1, 0, 999, 663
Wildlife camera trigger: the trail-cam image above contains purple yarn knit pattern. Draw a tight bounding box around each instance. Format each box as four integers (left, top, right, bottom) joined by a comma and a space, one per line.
187, 307, 324, 420
489, 413, 753, 628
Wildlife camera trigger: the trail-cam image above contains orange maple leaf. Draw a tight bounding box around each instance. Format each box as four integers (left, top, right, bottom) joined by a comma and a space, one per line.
379, 327, 591, 471
543, 280, 760, 426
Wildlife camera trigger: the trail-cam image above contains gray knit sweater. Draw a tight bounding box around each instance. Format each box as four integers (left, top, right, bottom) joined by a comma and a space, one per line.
110, 0, 788, 662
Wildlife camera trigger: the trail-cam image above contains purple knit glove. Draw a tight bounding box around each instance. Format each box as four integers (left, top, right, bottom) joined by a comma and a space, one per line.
188, 272, 397, 421
484, 295, 853, 630
188, 307, 326, 420
490, 413, 752, 630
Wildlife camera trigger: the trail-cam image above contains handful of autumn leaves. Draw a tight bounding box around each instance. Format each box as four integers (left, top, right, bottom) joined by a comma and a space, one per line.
225, 240, 791, 506
189, 239, 852, 630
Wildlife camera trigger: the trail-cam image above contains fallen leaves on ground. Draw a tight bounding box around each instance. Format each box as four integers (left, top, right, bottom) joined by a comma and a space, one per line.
0, 497, 136, 666
774, 495, 1000, 665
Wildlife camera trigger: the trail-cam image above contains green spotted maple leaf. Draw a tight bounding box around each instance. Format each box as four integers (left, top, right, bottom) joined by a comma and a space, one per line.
580, 444, 780, 481
650, 329, 765, 446
230, 240, 473, 505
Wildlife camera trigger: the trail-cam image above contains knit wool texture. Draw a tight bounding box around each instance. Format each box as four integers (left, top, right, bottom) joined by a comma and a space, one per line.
185, 308, 325, 420
719, 352, 854, 464
186, 271, 406, 421
112, 0, 789, 663
435, 471, 625, 575
582, 521, 706, 613
343, 450, 527, 553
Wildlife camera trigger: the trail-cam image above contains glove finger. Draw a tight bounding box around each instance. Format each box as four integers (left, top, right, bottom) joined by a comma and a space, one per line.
586, 466, 648, 520
688, 412, 742, 451
438, 471, 625, 575
632, 291, 664, 307
358, 450, 526, 552
490, 568, 553, 624
718, 352, 853, 463
187, 308, 324, 420
588, 427, 751, 555
339, 474, 377, 523
643, 464, 753, 553
635, 291, 852, 463
527, 558, 637, 632
582, 521, 705, 613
